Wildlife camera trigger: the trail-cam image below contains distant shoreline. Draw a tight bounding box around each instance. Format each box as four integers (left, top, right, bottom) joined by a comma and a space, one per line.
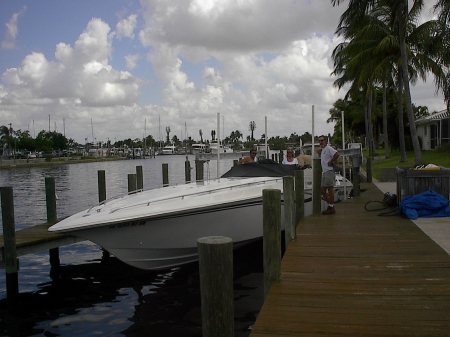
0, 156, 127, 170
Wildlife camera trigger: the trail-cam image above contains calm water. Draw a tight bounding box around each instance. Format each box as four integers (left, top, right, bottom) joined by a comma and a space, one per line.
0, 155, 264, 337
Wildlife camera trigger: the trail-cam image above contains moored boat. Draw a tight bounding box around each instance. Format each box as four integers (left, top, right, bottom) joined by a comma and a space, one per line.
49, 161, 352, 270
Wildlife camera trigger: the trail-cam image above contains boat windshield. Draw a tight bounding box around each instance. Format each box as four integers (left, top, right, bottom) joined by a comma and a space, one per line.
221, 159, 300, 178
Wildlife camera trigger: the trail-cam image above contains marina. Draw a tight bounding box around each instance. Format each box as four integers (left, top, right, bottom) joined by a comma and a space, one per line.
1, 156, 450, 336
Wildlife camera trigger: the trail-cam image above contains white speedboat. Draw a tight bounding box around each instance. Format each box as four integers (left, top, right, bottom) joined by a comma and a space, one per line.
49, 161, 352, 270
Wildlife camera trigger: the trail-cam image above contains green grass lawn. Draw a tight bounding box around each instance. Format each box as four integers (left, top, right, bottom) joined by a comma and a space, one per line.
369, 148, 450, 179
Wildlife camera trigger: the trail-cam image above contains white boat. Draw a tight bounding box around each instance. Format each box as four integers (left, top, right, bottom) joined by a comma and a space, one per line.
160, 144, 177, 155
49, 161, 352, 270
209, 140, 232, 154
191, 143, 207, 154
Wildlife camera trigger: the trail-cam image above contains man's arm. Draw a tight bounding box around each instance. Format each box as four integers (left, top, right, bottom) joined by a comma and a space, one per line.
328, 152, 339, 166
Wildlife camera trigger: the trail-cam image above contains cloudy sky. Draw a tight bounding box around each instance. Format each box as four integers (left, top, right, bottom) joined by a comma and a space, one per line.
0, 0, 445, 144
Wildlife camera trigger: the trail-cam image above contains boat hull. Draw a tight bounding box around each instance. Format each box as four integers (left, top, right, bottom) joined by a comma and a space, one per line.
71, 198, 304, 270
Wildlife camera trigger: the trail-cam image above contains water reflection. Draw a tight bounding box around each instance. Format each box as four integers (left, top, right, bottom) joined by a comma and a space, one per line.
0, 156, 262, 337
0, 240, 263, 337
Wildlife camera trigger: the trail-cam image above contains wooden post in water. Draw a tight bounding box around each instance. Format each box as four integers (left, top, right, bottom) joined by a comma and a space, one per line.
98, 170, 106, 203
283, 176, 295, 247
136, 165, 143, 190
45, 177, 60, 279
197, 236, 234, 337
294, 170, 304, 223
97, 170, 110, 261
0, 187, 19, 300
185, 157, 191, 183
195, 160, 204, 182
162, 163, 169, 187
262, 189, 281, 298
313, 158, 322, 215
128, 174, 137, 193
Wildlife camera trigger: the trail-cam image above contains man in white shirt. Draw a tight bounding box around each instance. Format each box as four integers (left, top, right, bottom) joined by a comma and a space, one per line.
317, 136, 339, 215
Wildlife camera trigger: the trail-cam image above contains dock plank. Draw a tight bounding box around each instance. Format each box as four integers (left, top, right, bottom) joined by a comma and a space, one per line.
250, 182, 450, 336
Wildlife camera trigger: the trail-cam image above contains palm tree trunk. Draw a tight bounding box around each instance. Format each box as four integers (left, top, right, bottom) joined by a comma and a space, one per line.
382, 77, 389, 158
366, 86, 375, 160
399, 0, 422, 165
397, 71, 407, 162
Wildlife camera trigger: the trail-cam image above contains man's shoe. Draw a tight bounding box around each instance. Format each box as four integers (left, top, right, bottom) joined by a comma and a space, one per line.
322, 206, 336, 215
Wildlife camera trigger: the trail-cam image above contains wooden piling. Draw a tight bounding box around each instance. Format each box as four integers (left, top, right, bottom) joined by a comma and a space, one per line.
97, 170, 106, 203
136, 165, 143, 190
294, 170, 304, 223
45, 177, 60, 278
185, 158, 191, 183
195, 160, 204, 182
366, 157, 372, 183
0, 187, 19, 300
128, 174, 137, 193
98, 170, 110, 260
162, 163, 169, 187
352, 155, 361, 197
313, 158, 322, 215
262, 189, 281, 298
283, 176, 295, 247
198, 236, 234, 337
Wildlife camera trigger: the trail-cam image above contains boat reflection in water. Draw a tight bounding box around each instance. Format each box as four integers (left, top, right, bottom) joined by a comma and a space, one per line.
49, 160, 353, 270
0, 239, 264, 337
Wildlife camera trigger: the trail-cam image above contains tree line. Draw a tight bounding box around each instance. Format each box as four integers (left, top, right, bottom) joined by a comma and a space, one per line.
330, 0, 449, 164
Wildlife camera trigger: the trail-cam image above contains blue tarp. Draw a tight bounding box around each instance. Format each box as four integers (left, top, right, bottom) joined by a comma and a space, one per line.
400, 190, 450, 220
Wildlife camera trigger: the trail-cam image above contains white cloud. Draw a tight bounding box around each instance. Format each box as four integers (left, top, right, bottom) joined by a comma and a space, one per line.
1, 6, 26, 49
0, 1, 446, 144
0, 17, 142, 142
125, 54, 140, 70
115, 14, 138, 39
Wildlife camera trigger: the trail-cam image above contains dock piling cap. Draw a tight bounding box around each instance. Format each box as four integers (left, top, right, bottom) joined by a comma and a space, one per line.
197, 236, 233, 245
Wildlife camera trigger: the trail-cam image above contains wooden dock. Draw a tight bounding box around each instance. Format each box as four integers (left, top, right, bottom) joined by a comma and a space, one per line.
0, 223, 81, 266
251, 182, 450, 336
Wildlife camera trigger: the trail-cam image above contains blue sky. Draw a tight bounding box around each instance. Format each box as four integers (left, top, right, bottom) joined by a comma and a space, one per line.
0, 0, 445, 144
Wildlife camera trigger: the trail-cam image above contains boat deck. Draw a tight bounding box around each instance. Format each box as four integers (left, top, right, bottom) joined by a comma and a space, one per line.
250, 182, 450, 336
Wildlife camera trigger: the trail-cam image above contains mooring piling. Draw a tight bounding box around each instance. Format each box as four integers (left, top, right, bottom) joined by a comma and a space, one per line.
162, 163, 169, 187
98, 170, 106, 203
198, 236, 234, 337
312, 158, 322, 215
294, 170, 305, 223
136, 165, 143, 190
0, 186, 19, 301
283, 176, 295, 247
262, 188, 281, 298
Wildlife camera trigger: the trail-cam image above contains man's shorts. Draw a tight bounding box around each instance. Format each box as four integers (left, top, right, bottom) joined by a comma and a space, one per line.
321, 170, 335, 187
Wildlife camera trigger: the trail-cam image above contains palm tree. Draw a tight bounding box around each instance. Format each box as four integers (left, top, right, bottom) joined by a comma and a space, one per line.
433, 0, 450, 110
249, 121, 256, 141
331, 0, 446, 165
0, 125, 13, 158
331, 0, 421, 164
165, 126, 171, 144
